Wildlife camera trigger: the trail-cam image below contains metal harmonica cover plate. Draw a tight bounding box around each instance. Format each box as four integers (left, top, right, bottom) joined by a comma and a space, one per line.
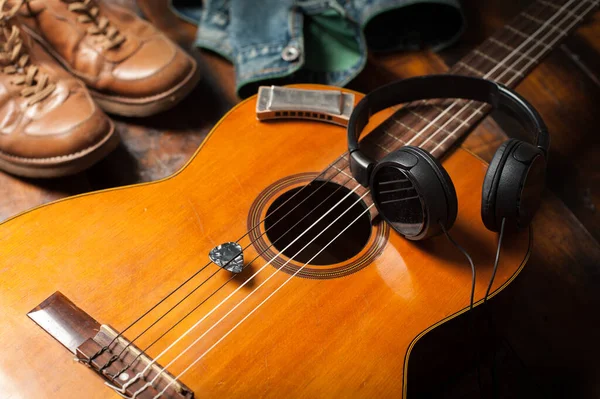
256, 86, 355, 127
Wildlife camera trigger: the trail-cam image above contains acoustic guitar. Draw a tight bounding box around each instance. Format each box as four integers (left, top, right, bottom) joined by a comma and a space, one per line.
0, 1, 597, 397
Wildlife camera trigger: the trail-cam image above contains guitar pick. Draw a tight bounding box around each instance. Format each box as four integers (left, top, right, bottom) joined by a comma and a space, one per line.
209, 242, 244, 273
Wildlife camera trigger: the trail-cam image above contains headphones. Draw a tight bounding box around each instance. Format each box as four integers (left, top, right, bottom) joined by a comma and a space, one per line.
348, 75, 549, 240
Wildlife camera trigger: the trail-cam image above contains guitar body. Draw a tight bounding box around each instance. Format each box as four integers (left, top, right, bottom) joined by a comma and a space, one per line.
0, 86, 529, 398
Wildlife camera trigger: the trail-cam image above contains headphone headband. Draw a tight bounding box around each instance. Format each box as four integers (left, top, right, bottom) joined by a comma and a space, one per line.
348, 75, 549, 186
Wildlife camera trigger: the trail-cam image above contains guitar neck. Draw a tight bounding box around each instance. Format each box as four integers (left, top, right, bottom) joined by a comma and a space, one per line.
451, 0, 597, 87
359, 0, 599, 162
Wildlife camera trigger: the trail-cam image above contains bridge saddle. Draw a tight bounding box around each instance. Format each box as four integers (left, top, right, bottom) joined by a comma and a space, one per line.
28, 292, 194, 399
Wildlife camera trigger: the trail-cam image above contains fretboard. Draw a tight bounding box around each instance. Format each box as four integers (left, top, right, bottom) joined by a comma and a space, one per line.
356, 0, 599, 162
325, 0, 598, 208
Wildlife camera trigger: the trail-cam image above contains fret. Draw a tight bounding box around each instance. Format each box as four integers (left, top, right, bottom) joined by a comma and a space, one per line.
433, 99, 485, 117
473, 49, 499, 64
483, 43, 539, 74
331, 164, 353, 179
425, 107, 482, 156
502, 0, 598, 86
416, 102, 481, 142
409, 110, 454, 140
384, 130, 407, 144
504, 25, 528, 38
432, 104, 481, 120
432, 105, 485, 145
472, 50, 526, 77
394, 118, 421, 137
461, 101, 484, 115
359, 0, 598, 164
537, 0, 585, 20
521, 12, 568, 37
536, 0, 561, 11
457, 61, 485, 76
405, 107, 450, 145
432, 104, 446, 114
488, 38, 538, 62
521, 11, 545, 24
329, 156, 347, 169
505, 25, 553, 50
366, 108, 425, 154
523, 13, 568, 37
375, 142, 391, 153
389, 107, 430, 145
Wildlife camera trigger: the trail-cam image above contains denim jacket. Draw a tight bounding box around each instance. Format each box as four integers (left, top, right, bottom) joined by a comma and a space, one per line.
172, 0, 465, 97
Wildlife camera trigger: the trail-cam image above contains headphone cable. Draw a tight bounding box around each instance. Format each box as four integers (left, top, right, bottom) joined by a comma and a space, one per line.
440, 222, 476, 310
485, 218, 507, 304
485, 217, 506, 399
439, 218, 507, 397
439, 221, 481, 396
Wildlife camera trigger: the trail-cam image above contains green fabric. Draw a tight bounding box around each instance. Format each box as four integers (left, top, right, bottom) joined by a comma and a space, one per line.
304, 10, 361, 73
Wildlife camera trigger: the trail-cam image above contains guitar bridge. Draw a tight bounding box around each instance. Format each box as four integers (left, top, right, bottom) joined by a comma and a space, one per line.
77, 326, 193, 399
28, 292, 194, 399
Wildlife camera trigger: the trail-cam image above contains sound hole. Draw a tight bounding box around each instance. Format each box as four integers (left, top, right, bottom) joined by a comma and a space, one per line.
264, 181, 372, 265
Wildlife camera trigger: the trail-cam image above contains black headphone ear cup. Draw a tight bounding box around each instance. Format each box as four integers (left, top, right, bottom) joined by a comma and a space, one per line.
403, 146, 458, 230
482, 139, 518, 231
482, 139, 546, 231
370, 146, 457, 240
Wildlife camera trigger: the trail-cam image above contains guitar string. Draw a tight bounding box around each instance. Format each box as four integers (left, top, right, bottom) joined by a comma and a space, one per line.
89, 153, 352, 361
125, 3, 528, 390
130, 192, 372, 398
107, 96, 449, 374
99, 0, 550, 366
416, 0, 578, 152
107, 103, 443, 373
392, 0, 567, 156
126, 2, 590, 395
104, 88, 462, 371
107, 172, 356, 376
101, 37, 501, 369
359, 0, 555, 156
102, 161, 354, 366
126, 9, 540, 394
416, 5, 541, 152
429, 0, 595, 155
114, 1, 560, 360
110, 70, 492, 377
427, 0, 578, 152
104, 0, 592, 390
153, 204, 376, 399
112, 81, 486, 374
118, 184, 366, 394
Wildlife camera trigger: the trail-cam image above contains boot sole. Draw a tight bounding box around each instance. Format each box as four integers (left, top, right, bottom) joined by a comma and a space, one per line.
89, 62, 201, 117
0, 121, 119, 178
23, 26, 201, 118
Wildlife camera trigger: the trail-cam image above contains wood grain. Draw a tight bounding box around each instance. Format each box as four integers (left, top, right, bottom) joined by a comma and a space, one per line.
0, 0, 597, 396
0, 87, 529, 398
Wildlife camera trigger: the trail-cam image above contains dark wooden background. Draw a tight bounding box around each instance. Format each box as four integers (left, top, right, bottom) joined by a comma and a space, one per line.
1, 0, 598, 397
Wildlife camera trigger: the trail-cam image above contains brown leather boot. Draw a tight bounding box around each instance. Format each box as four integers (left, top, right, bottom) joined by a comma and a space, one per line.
0, 2, 117, 178
13, 0, 201, 117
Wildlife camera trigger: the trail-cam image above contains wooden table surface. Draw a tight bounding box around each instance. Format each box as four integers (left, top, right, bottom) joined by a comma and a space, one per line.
1, 0, 599, 397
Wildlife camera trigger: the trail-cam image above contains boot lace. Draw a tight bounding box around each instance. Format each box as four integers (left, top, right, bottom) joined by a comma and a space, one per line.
0, 0, 56, 106
66, 0, 126, 50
